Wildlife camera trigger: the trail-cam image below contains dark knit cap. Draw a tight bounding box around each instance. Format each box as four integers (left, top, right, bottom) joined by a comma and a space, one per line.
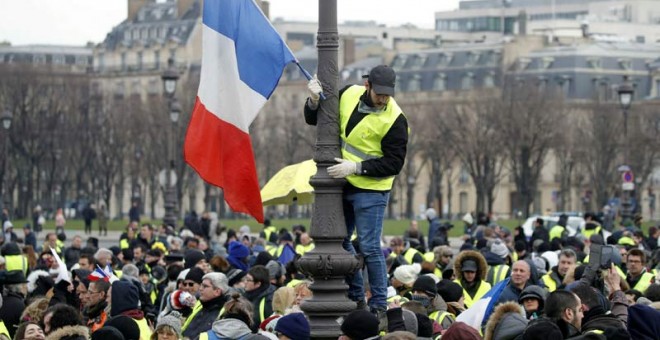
436, 279, 463, 303
105, 316, 141, 340
522, 318, 563, 340
184, 267, 205, 284
255, 251, 273, 267
184, 249, 206, 269
412, 275, 437, 297
340, 310, 379, 340
110, 281, 139, 316
226, 268, 247, 287
121, 248, 134, 261
91, 326, 125, 340
274, 313, 310, 340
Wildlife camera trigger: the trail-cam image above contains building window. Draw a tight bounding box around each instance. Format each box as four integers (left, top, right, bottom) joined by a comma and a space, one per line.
137, 51, 143, 70
461, 73, 474, 90
459, 166, 470, 184
98, 53, 105, 71
558, 76, 571, 98
121, 52, 127, 71
75, 55, 88, 66
115, 81, 125, 99
467, 52, 480, 66
52, 54, 65, 65
541, 57, 554, 69
131, 80, 141, 96
33, 54, 46, 64
483, 73, 495, 88
154, 50, 160, 69
407, 75, 421, 92
587, 57, 601, 69
433, 74, 446, 91
656, 79, 660, 98
148, 79, 159, 95
618, 59, 632, 70
169, 49, 176, 61
392, 55, 407, 69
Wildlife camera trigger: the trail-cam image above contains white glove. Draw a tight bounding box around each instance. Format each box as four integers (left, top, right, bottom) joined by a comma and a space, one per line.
307, 74, 322, 104
327, 158, 358, 178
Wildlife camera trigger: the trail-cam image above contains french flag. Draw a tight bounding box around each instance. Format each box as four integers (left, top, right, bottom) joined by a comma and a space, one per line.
455, 278, 510, 332
184, 0, 297, 222
88, 266, 110, 282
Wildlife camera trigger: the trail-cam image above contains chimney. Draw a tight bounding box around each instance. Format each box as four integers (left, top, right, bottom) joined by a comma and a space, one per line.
343, 37, 356, 67
128, 0, 151, 22
177, 0, 200, 18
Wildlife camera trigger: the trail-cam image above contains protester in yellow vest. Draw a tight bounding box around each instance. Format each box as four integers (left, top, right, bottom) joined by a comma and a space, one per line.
110, 280, 152, 340
1, 242, 27, 276
294, 233, 315, 256
454, 250, 491, 308
260, 219, 279, 244
625, 249, 655, 293
304, 65, 408, 313
181, 273, 229, 339
542, 249, 577, 292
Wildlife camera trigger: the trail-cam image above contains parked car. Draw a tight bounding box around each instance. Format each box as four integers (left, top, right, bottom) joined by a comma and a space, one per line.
521, 215, 585, 238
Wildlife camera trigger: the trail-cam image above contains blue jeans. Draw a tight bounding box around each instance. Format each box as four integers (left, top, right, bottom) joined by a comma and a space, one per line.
342, 191, 389, 310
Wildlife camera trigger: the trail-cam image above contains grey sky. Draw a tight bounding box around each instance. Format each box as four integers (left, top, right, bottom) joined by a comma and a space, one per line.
0, 0, 459, 46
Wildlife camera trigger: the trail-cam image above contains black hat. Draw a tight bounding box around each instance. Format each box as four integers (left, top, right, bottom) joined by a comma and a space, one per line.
105, 316, 140, 340
412, 275, 437, 297
121, 249, 134, 261
147, 249, 163, 257
91, 326, 125, 340
436, 279, 463, 303
366, 65, 396, 96
340, 310, 379, 340
184, 249, 206, 269
226, 268, 247, 287
522, 318, 562, 340
1, 270, 27, 284
184, 267, 204, 284
164, 253, 184, 264
462, 260, 478, 272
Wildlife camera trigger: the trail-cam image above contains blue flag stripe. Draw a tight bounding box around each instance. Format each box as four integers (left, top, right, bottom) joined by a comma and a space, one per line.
481, 278, 510, 326
203, 0, 296, 99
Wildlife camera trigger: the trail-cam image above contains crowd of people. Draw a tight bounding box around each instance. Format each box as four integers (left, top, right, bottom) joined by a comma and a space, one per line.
0, 208, 658, 340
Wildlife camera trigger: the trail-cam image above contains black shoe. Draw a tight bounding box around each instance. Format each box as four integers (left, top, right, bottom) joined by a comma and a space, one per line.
355, 299, 368, 311
370, 307, 388, 331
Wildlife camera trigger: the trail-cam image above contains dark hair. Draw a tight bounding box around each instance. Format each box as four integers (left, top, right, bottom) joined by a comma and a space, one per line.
141, 223, 154, 231
628, 249, 646, 264
15, 321, 41, 340
248, 265, 270, 286
570, 284, 600, 309
222, 292, 254, 326
544, 290, 579, 319
167, 264, 183, 282
644, 284, 660, 302
79, 254, 95, 266
625, 289, 643, 302
90, 279, 111, 294
47, 304, 83, 331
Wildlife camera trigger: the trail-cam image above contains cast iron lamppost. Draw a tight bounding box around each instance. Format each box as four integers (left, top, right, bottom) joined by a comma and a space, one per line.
297, 1, 362, 338
617, 75, 634, 222
1, 110, 12, 214
162, 59, 180, 227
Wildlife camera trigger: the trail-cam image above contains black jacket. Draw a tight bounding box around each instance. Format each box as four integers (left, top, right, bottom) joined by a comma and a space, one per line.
244, 283, 276, 327
0, 291, 26, 338
182, 294, 228, 340
304, 85, 408, 192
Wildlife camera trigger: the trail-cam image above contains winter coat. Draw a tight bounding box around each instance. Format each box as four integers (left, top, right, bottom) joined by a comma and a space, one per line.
182, 294, 228, 340
208, 318, 271, 340
454, 250, 489, 282
243, 284, 276, 327
0, 291, 25, 338
484, 302, 528, 340
45, 325, 89, 340
627, 304, 660, 340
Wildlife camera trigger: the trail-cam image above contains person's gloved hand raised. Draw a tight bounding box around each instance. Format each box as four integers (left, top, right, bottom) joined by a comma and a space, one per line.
307, 74, 323, 104
327, 158, 358, 178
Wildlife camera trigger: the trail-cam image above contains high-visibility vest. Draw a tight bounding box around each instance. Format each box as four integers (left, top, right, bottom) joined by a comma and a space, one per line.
263, 226, 277, 243
403, 248, 422, 265
258, 297, 268, 325
287, 279, 304, 288
295, 243, 315, 256
5, 254, 27, 275
0, 320, 9, 339
454, 280, 491, 308
133, 318, 152, 340
631, 272, 655, 293
583, 225, 602, 239
487, 265, 509, 286
541, 272, 562, 292
181, 301, 226, 332
338, 85, 405, 191
429, 310, 455, 328
120, 238, 130, 249
549, 225, 565, 241
618, 236, 635, 246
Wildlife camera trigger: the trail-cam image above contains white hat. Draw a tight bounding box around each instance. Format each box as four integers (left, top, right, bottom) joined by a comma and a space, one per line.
490, 240, 509, 259
541, 251, 558, 269
425, 208, 437, 220
462, 213, 474, 225
3, 221, 13, 232
393, 263, 421, 285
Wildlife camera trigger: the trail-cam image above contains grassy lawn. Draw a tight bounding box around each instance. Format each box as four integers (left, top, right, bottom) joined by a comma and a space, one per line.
12, 217, 653, 237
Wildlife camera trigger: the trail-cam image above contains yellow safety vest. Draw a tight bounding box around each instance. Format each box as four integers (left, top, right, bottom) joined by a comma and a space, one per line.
583, 225, 602, 239
429, 310, 455, 328
0, 320, 9, 339
549, 225, 565, 241
631, 272, 655, 293
454, 280, 491, 308
295, 243, 315, 256
403, 248, 422, 265
487, 265, 509, 286
338, 85, 405, 191
120, 238, 130, 249
618, 236, 635, 246
263, 226, 277, 242
133, 318, 152, 340
541, 272, 561, 292
5, 255, 27, 275
181, 301, 226, 332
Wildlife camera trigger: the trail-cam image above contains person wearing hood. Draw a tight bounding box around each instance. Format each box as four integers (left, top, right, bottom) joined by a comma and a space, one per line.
497, 260, 542, 305
227, 241, 250, 272
43, 304, 88, 340
519, 285, 546, 320
121, 264, 156, 322
542, 249, 577, 292
485, 240, 511, 286
0, 271, 27, 338
181, 273, 229, 339
411, 275, 454, 330
243, 265, 276, 328
454, 250, 491, 308
436, 279, 465, 317
111, 280, 152, 340
627, 304, 660, 340
200, 293, 270, 340
484, 301, 528, 340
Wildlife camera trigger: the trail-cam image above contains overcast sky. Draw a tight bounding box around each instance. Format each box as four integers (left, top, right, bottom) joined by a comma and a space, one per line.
0, 0, 459, 46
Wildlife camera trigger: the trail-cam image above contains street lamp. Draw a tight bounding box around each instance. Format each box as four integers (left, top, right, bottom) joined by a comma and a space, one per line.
161, 59, 180, 228
1, 110, 12, 215
617, 75, 634, 222
296, 1, 361, 337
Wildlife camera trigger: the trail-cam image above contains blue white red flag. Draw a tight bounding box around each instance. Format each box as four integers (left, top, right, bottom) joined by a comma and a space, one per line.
184, 0, 297, 222
455, 277, 510, 331
88, 265, 110, 282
